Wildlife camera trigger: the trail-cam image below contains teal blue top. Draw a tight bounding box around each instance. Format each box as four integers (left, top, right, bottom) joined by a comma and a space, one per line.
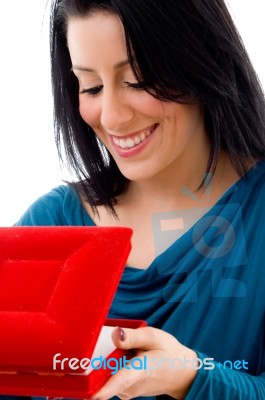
14, 161, 265, 399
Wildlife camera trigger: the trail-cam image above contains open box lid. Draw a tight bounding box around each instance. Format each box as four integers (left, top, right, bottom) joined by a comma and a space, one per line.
0, 226, 132, 374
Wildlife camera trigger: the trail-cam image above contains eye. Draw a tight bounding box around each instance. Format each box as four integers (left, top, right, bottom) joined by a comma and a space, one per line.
125, 81, 145, 90
79, 85, 103, 96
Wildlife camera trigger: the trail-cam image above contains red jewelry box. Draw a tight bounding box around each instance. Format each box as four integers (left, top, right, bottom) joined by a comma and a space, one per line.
0, 226, 146, 398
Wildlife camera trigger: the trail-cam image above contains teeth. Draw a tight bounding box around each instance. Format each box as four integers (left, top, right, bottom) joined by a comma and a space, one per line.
134, 136, 141, 145
112, 126, 155, 149
113, 137, 120, 146
140, 132, 146, 141
146, 129, 151, 137
126, 138, 135, 148
119, 139, 127, 148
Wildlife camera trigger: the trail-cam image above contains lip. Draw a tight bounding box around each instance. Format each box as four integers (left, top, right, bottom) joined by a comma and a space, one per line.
109, 124, 159, 158
109, 124, 156, 140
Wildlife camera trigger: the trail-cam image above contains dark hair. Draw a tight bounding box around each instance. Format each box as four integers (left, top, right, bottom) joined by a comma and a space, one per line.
50, 0, 265, 214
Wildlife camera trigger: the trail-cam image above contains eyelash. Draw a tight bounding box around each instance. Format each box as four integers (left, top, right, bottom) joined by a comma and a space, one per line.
79, 81, 145, 96
79, 85, 103, 96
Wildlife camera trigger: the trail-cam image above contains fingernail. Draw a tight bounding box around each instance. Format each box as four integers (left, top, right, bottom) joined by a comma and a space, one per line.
118, 327, 126, 341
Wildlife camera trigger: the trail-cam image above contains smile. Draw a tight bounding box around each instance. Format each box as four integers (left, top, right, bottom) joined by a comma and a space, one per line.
111, 124, 158, 149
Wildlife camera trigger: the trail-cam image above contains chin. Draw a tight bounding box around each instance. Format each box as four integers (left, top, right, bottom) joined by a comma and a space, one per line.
119, 167, 155, 182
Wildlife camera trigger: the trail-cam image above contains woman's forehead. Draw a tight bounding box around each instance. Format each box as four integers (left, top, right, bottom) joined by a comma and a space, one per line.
67, 12, 127, 70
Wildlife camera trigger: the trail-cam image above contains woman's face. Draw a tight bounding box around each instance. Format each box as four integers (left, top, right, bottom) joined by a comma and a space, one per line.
67, 12, 208, 182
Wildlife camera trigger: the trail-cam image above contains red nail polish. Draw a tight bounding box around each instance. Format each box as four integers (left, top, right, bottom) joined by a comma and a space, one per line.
118, 327, 125, 341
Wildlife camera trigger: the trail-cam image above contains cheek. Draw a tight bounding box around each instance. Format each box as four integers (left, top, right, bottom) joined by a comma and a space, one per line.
79, 97, 101, 128
165, 103, 203, 130
139, 95, 165, 117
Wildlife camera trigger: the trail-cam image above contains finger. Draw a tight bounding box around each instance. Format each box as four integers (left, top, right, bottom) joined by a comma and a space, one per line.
111, 326, 174, 351
91, 360, 143, 400
116, 379, 167, 400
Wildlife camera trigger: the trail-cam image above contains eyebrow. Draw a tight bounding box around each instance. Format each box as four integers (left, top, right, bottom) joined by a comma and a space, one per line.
72, 59, 129, 72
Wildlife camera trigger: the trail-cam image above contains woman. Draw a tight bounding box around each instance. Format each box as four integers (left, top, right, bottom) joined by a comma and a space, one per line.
16, 0, 265, 398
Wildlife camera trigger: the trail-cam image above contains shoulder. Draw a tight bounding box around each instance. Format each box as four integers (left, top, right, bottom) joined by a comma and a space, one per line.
15, 185, 95, 226
237, 160, 265, 231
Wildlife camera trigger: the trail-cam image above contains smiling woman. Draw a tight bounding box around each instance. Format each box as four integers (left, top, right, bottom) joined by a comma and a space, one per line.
0, 1, 264, 226
3, 0, 265, 399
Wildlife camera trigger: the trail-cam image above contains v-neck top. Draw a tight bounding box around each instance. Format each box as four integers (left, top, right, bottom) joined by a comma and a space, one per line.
15, 160, 265, 399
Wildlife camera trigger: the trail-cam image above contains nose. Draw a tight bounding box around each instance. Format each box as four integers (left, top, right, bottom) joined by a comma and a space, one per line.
100, 87, 134, 132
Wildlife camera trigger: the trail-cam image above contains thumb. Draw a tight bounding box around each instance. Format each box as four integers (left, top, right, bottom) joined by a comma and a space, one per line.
111, 326, 170, 351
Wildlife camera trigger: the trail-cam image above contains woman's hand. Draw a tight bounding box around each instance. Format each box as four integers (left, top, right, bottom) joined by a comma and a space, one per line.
91, 326, 198, 400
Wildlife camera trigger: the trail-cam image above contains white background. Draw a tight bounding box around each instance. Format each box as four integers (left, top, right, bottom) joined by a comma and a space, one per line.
0, 1, 265, 225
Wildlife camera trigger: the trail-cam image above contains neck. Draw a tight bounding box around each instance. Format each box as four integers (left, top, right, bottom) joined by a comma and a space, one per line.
126, 153, 239, 213
125, 134, 216, 210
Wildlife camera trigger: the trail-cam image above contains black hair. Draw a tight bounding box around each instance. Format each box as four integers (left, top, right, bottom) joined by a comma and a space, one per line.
50, 0, 265, 214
